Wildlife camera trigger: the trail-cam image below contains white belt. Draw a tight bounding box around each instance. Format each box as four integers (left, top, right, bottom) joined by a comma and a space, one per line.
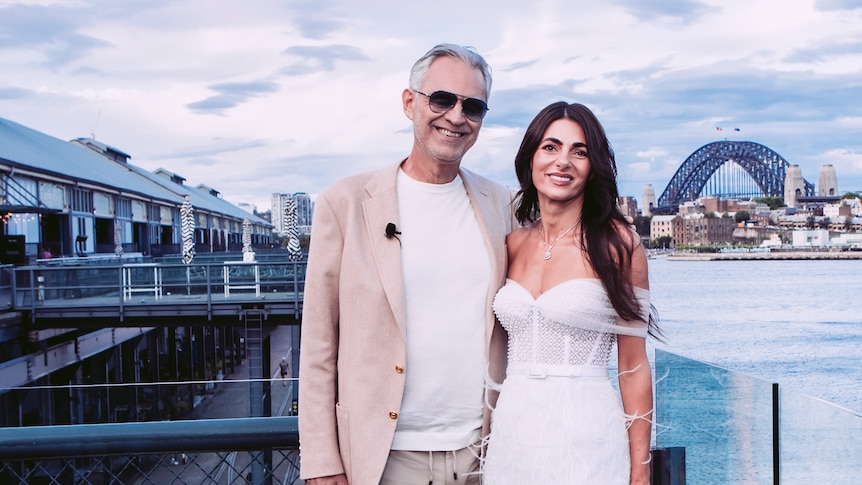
507, 363, 608, 379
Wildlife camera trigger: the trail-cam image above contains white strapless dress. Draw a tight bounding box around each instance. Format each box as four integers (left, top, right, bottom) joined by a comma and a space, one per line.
483, 279, 647, 485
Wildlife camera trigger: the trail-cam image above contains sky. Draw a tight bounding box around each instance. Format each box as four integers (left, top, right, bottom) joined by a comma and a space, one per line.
1, 0, 861, 213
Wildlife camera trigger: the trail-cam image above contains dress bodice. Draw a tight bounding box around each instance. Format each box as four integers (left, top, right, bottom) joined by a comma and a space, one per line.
493, 279, 645, 369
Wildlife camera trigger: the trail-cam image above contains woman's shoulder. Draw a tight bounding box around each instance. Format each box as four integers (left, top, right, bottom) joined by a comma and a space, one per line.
505, 225, 537, 262
506, 224, 534, 247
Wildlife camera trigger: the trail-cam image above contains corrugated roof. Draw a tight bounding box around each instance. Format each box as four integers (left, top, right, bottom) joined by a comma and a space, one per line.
0, 117, 182, 204
0, 116, 270, 227
127, 166, 270, 226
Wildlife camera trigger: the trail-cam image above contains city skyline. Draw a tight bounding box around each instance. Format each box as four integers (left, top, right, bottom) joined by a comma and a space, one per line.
1, 0, 861, 211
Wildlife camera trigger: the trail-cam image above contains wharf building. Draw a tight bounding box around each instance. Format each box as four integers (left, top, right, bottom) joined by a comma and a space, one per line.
0, 116, 276, 428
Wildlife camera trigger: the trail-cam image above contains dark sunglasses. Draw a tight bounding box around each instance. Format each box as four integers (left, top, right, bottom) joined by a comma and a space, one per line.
414, 90, 489, 122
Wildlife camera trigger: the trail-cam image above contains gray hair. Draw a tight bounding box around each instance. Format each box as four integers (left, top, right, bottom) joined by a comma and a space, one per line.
408, 44, 492, 100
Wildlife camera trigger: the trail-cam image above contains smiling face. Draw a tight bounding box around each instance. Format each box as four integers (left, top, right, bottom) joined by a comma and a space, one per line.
402, 56, 487, 183
531, 118, 592, 207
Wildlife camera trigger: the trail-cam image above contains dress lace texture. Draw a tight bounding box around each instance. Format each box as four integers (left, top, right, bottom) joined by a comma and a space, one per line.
495, 278, 647, 369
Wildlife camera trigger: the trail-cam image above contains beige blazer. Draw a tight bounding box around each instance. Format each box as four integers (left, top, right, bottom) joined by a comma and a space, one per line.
298, 162, 513, 485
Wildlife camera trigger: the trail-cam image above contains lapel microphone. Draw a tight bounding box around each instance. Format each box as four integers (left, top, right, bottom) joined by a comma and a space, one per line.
385, 223, 401, 239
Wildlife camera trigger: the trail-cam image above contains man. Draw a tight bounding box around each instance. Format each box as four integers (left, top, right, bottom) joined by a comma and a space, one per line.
279, 357, 290, 386
299, 44, 513, 485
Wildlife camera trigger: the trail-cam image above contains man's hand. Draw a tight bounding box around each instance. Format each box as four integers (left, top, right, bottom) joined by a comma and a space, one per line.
306, 474, 349, 485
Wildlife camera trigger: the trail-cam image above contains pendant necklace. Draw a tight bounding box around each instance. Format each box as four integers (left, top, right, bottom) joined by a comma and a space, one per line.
540, 221, 578, 260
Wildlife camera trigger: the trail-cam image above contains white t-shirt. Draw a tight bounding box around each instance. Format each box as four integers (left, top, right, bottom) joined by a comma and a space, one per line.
391, 168, 491, 451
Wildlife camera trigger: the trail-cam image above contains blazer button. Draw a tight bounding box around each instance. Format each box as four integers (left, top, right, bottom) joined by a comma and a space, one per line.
389, 411, 398, 420
395, 365, 404, 374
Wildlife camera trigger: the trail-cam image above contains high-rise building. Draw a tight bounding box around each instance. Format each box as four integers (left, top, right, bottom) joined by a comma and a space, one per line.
271, 192, 314, 235
293, 192, 313, 235
271, 194, 287, 234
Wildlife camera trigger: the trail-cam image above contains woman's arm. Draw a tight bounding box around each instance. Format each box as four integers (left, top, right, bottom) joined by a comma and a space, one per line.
618, 334, 652, 485
618, 231, 653, 484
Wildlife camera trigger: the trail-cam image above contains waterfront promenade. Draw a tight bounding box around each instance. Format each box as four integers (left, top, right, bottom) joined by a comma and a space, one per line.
665, 250, 862, 261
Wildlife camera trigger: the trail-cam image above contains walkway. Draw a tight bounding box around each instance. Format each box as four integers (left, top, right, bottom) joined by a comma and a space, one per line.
187, 324, 298, 420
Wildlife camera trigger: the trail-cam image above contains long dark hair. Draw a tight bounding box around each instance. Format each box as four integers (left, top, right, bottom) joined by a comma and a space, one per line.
513, 101, 659, 336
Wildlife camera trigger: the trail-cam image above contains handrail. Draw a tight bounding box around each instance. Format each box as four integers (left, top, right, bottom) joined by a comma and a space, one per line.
0, 416, 298, 460
10, 260, 307, 317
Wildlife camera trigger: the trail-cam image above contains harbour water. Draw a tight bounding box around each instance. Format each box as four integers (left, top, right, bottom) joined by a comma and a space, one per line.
644, 257, 862, 482
646, 256, 862, 413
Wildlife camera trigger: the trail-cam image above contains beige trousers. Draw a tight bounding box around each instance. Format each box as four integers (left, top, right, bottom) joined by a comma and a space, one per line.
380, 445, 481, 485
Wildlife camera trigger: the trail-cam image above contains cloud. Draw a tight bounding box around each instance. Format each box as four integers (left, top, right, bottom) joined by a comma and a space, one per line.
626, 161, 653, 176
636, 148, 669, 161
3, 0, 862, 210
279, 44, 371, 76
500, 59, 540, 72
814, 0, 862, 11
487, 80, 590, 128
285, 0, 345, 39
819, 148, 862, 175
0, 3, 111, 67
186, 81, 280, 114
152, 138, 271, 160
611, 0, 715, 22
784, 40, 862, 63
0, 87, 32, 100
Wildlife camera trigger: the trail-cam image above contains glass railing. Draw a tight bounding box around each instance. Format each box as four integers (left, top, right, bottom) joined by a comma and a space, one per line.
655, 349, 862, 483
779, 387, 862, 482
0, 379, 298, 426
11, 261, 306, 311
3, 351, 861, 483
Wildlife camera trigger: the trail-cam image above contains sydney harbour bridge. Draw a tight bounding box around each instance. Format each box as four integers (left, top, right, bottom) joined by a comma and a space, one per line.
650, 140, 815, 215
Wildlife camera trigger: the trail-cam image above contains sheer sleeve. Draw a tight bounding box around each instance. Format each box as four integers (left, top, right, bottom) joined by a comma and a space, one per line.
614, 287, 649, 338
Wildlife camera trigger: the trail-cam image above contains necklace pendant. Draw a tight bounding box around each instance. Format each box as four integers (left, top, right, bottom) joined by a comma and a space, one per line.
543, 251, 552, 260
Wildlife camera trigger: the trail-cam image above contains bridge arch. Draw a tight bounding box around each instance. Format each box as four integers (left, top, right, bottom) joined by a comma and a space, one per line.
656, 141, 814, 212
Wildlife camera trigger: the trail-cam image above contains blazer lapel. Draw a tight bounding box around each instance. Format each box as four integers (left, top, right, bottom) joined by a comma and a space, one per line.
362, 165, 407, 336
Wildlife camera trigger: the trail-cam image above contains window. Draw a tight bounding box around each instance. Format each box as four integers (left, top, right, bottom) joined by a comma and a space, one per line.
70, 188, 93, 213
116, 197, 132, 219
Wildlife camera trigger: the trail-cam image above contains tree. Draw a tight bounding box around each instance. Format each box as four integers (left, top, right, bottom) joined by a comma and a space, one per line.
840, 191, 861, 200
654, 236, 673, 249
755, 196, 786, 210
735, 210, 750, 223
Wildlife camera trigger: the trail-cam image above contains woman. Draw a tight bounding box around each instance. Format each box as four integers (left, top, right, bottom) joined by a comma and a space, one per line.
483, 102, 658, 484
